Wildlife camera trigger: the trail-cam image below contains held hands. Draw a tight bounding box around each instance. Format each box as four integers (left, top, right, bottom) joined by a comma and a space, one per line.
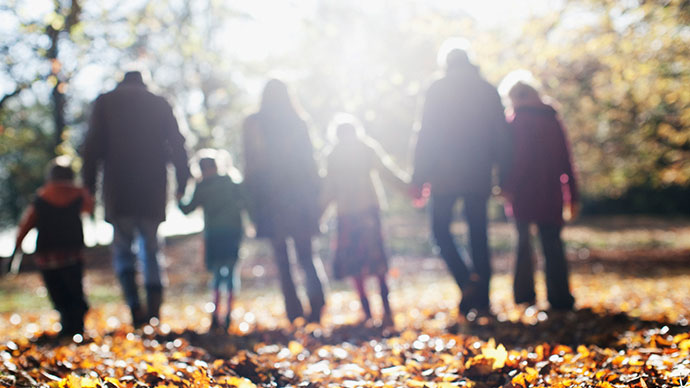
408, 183, 430, 208
564, 202, 580, 222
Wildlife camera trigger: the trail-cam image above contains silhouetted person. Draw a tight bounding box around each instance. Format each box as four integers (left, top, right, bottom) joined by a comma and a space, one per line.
243, 79, 326, 323
412, 47, 509, 316
179, 151, 246, 333
82, 70, 190, 328
14, 157, 93, 338
502, 81, 577, 310
321, 115, 409, 327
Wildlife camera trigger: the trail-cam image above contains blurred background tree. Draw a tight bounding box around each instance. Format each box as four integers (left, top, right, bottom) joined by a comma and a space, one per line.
1, 0, 689, 228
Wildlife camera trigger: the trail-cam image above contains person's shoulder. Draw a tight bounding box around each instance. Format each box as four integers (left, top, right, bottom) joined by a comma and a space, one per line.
477, 78, 500, 97
427, 77, 447, 93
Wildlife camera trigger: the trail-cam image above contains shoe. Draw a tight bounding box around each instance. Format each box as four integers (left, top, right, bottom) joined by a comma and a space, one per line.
307, 309, 322, 324
130, 306, 147, 329
382, 313, 394, 328
459, 277, 480, 317
209, 315, 222, 334
146, 286, 163, 323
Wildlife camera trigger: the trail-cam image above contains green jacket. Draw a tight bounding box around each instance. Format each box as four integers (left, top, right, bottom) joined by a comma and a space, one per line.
179, 174, 244, 233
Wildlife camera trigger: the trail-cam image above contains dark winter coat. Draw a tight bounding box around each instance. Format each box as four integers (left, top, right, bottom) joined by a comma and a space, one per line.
242, 112, 321, 239
503, 104, 579, 225
412, 68, 509, 196
82, 76, 190, 223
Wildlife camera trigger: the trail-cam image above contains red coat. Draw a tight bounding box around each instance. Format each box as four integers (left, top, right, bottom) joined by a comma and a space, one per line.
503, 104, 578, 225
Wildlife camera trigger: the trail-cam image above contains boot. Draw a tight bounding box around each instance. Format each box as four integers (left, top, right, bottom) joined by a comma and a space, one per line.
130, 305, 147, 329
146, 285, 163, 324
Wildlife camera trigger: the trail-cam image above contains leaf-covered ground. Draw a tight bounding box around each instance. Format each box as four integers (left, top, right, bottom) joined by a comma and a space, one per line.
1, 218, 690, 387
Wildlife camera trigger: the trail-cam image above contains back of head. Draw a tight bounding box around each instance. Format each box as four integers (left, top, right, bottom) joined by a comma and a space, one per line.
46, 156, 75, 182
260, 79, 294, 116
437, 38, 478, 75
122, 71, 144, 85
507, 81, 543, 109
327, 113, 365, 144
198, 157, 217, 174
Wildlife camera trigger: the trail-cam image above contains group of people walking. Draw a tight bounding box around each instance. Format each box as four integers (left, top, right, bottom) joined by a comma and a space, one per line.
13, 45, 579, 337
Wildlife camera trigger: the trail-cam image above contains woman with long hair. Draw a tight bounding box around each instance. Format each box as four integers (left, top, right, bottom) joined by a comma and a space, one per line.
242, 79, 327, 323
501, 76, 578, 311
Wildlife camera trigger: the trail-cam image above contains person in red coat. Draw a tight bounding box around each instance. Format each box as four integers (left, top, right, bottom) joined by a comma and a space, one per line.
502, 81, 578, 311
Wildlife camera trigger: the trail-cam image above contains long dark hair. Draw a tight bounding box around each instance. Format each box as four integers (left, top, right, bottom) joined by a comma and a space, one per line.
259, 79, 303, 123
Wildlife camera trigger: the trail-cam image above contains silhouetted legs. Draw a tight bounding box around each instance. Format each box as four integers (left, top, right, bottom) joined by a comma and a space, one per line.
432, 194, 471, 287
271, 238, 304, 321
538, 224, 575, 310
513, 222, 575, 310
210, 264, 234, 332
432, 193, 491, 312
353, 274, 393, 325
271, 232, 326, 323
465, 195, 491, 309
42, 261, 88, 337
514, 222, 536, 304
293, 231, 326, 322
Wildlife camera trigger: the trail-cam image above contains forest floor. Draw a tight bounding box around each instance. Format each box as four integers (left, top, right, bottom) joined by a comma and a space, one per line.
0, 215, 689, 387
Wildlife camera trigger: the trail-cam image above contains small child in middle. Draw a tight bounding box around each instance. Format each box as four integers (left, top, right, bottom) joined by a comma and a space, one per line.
321, 114, 409, 326
179, 151, 245, 333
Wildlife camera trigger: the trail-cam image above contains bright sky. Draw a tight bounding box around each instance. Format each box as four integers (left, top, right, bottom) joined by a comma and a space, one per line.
1, 0, 558, 256
226, 0, 556, 60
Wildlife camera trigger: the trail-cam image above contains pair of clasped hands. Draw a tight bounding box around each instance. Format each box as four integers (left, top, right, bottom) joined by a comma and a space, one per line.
406, 184, 579, 222
408, 183, 432, 209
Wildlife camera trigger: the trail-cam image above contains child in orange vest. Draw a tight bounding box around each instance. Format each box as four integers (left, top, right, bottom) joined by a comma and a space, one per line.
14, 157, 94, 337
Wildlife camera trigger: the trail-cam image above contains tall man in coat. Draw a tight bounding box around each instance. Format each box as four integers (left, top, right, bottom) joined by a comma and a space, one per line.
82, 71, 190, 327
412, 48, 509, 316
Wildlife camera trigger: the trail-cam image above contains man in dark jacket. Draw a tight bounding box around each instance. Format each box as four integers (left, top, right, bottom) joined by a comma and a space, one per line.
82, 71, 190, 327
412, 48, 509, 317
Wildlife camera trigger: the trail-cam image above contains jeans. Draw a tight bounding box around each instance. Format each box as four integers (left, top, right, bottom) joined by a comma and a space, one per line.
111, 217, 165, 309
431, 193, 491, 308
514, 222, 575, 310
210, 264, 237, 293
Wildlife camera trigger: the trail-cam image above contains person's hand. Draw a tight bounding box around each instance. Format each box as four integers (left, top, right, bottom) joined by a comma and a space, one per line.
410, 183, 431, 208
564, 202, 580, 222
245, 224, 257, 239
175, 191, 184, 202
500, 190, 513, 204
408, 184, 423, 200
570, 202, 580, 221
8, 245, 23, 276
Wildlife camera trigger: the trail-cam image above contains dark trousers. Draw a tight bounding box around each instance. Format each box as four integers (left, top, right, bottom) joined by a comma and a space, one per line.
431, 193, 491, 308
41, 262, 89, 335
271, 231, 326, 322
514, 222, 575, 310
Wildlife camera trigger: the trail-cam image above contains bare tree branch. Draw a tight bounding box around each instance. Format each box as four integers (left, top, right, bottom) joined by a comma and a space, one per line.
0, 86, 24, 112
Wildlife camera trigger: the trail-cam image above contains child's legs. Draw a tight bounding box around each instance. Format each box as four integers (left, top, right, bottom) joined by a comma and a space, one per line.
41, 263, 88, 333
537, 224, 575, 310
352, 275, 371, 318
211, 263, 235, 315
514, 221, 536, 304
